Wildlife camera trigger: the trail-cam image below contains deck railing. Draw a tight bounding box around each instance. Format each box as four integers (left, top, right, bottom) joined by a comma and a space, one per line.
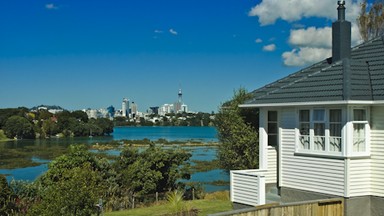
230, 169, 266, 206
230, 146, 277, 206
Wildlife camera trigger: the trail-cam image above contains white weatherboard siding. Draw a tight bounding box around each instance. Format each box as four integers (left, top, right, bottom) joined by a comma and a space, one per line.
280, 109, 346, 197
230, 171, 265, 206
348, 158, 370, 196
370, 106, 384, 196
265, 146, 277, 184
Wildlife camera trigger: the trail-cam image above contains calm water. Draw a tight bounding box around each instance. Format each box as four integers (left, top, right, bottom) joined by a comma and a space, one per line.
0, 126, 228, 192
112, 126, 218, 141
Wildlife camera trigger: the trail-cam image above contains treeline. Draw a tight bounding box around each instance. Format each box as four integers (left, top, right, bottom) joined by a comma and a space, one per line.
115, 112, 215, 127
0, 144, 194, 215
0, 108, 113, 139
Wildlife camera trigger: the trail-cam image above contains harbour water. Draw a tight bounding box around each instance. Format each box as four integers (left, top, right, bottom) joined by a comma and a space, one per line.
0, 126, 229, 192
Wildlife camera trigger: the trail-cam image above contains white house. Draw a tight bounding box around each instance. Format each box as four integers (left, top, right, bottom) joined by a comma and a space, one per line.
230, 2, 384, 216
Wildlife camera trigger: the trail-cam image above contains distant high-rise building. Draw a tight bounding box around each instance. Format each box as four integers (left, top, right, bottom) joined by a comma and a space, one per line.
122, 98, 129, 117
149, 106, 159, 115
131, 101, 138, 118
107, 105, 115, 118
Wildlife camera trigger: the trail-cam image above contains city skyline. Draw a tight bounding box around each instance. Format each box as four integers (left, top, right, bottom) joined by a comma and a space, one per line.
0, 1, 369, 112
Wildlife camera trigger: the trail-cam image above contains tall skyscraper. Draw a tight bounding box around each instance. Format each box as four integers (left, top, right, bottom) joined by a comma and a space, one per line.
174, 88, 183, 113
131, 101, 138, 118
122, 98, 129, 117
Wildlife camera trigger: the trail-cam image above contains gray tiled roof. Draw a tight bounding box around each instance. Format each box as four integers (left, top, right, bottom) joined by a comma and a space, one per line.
245, 36, 384, 105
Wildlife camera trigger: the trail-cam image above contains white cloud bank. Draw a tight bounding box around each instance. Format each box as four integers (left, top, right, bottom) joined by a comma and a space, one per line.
248, 0, 363, 66
249, 0, 361, 26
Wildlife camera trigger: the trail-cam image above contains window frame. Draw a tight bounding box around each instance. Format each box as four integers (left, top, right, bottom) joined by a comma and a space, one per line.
267, 111, 278, 147
296, 108, 344, 156
349, 107, 370, 157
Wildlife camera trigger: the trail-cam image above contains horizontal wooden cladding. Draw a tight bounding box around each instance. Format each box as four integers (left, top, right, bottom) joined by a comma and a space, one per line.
280, 128, 345, 196
369, 107, 384, 196
229, 198, 344, 216
231, 171, 265, 206
266, 147, 277, 184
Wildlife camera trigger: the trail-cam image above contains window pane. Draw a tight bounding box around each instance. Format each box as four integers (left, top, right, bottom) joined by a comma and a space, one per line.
299, 110, 309, 122
268, 123, 278, 134
314, 136, 325, 151
299, 123, 310, 135
268, 111, 277, 121
268, 135, 278, 147
330, 109, 342, 122
353, 123, 365, 152
354, 109, 366, 121
314, 123, 325, 136
330, 124, 341, 137
313, 109, 325, 121
300, 135, 310, 149
330, 137, 342, 152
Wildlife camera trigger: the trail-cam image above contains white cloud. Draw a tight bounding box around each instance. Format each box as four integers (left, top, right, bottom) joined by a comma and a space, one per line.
169, 29, 178, 35
248, 0, 361, 26
289, 27, 332, 48
154, 30, 163, 34
255, 38, 263, 43
282, 24, 363, 66
263, 44, 276, 52
45, 3, 59, 10
282, 47, 332, 66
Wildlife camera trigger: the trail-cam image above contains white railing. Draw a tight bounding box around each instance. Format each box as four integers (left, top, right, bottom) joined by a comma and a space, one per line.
230, 146, 277, 206
230, 169, 266, 206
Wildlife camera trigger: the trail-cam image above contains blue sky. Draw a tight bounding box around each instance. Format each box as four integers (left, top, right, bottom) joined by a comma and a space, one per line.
0, 0, 369, 113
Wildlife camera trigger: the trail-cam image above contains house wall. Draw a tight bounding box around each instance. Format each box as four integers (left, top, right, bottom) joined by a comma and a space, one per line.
279, 108, 346, 197
348, 158, 371, 196
265, 146, 277, 184
369, 106, 384, 197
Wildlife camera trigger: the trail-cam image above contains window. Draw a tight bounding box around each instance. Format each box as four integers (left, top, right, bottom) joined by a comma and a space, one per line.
329, 109, 342, 152
299, 110, 310, 150
268, 111, 278, 147
313, 109, 325, 151
353, 109, 367, 152
297, 108, 342, 154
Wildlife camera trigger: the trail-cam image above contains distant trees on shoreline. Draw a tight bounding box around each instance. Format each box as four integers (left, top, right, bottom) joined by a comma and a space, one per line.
0, 108, 113, 139
0, 107, 215, 140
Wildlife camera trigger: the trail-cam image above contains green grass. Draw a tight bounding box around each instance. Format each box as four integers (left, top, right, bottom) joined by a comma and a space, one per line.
104, 199, 232, 216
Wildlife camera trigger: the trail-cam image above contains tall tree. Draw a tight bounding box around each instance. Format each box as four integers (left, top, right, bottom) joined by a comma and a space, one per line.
357, 0, 384, 41
3, 116, 35, 139
216, 88, 259, 171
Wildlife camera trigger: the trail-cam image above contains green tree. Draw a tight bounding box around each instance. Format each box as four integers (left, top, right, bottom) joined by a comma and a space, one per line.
3, 116, 35, 139
115, 146, 191, 198
71, 110, 89, 123
32, 145, 112, 215
216, 88, 259, 171
0, 175, 15, 215
357, 0, 384, 41
41, 119, 59, 137
93, 118, 114, 135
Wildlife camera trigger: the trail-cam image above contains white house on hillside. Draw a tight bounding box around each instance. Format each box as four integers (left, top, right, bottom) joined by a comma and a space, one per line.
230, 2, 384, 216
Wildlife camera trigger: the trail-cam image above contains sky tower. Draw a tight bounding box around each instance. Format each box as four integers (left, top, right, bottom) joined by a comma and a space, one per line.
178, 88, 183, 104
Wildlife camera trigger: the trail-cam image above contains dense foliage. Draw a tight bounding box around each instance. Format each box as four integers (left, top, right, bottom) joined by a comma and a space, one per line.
216, 88, 259, 171
0, 108, 113, 139
357, 0, 384, 41
0, 144, 192, 215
